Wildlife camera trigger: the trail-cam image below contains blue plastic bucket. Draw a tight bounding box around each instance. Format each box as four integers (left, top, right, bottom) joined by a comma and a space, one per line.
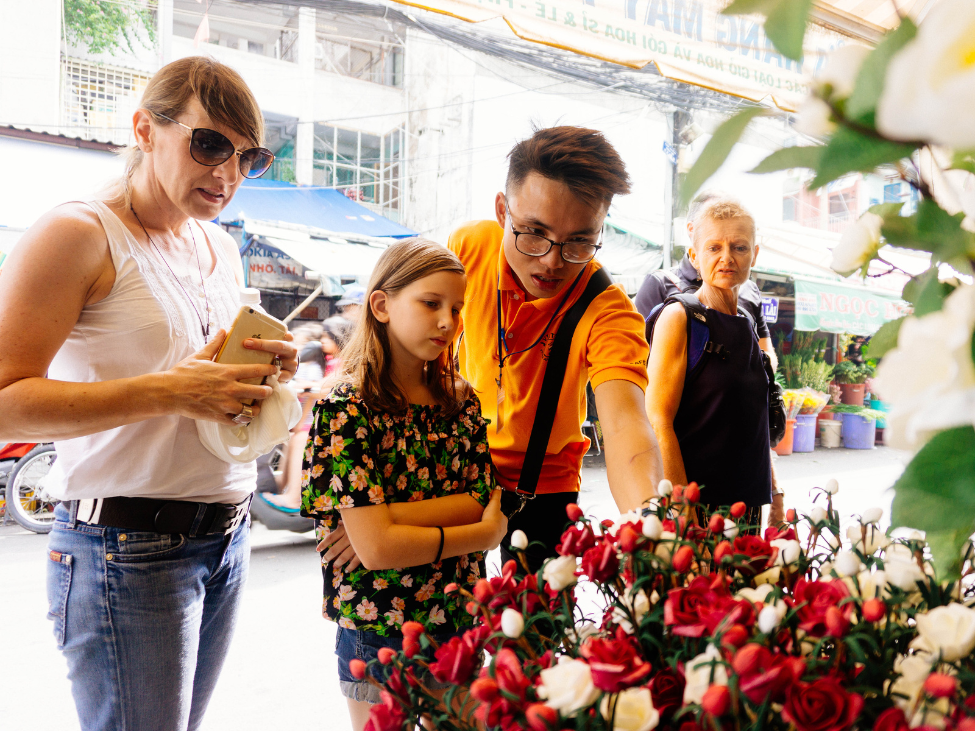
793, 414, 818, 452
869, 399, 888, 429
841, 413, 876, 449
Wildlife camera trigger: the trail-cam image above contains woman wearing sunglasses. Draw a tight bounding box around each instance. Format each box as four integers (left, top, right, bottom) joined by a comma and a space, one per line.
0, 57, 297, 731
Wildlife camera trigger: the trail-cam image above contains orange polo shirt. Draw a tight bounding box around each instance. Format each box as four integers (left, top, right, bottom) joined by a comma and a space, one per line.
448, 220, 649, 495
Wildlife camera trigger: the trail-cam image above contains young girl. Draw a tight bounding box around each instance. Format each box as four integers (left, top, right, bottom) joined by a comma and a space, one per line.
300, 238, 507, 730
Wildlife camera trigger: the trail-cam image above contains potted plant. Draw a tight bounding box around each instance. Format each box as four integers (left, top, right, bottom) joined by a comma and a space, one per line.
832, 360, 869, 405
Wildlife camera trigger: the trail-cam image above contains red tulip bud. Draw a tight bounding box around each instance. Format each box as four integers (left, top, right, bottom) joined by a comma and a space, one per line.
444, 582, 459, 595
466, 601, 478, 616
923, 673, 957, 699
349, 659, 367, 680
861, 598, 886, 623
732, 644, 764, 676
713, 540, 733, 563
730, 502, 747, 518
721, 624, 749, 649
825, 606, 849, 638
401, 621, 425, 641
672, 545, 694, 573
957, 719, 975, 731
566, 503, 584, 522
619, 524, 640, 553
403, 638, 421, 658
684, 483, 701, 504
786, 508, 797, 522
526, 703, 559, 731
377, 647, 397, 665
473, 579, 493, 604
471, 677, 500, 703
600, 519, 615, 530
701, 684, 731, 716
708, 513, 726, 534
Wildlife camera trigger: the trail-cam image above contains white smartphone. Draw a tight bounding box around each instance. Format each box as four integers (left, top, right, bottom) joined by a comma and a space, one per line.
215, 306, 288, 387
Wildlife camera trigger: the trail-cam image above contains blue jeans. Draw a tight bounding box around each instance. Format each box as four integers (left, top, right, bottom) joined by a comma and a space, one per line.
46, 502, 251, 731
336, 627, 467, 704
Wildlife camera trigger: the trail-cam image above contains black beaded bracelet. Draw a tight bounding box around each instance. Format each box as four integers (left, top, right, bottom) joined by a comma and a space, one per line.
434, 526, 445, 564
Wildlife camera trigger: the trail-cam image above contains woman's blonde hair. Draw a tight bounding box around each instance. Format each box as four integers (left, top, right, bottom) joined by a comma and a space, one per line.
336, 238, 471, 417
690, 195, 756, 246
107, 56, 265, 206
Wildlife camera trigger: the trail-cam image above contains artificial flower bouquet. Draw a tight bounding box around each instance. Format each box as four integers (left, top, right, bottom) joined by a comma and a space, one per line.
354, 482, 975, 731
796, 388, 832, 416
781, 390, 804, 421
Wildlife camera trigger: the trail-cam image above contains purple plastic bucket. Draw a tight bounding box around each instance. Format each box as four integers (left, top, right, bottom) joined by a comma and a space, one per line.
793, 414, 818, 452
841, 413, 876, 449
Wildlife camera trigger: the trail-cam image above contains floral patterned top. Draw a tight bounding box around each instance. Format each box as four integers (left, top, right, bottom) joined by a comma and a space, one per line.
300, 383, 495, 637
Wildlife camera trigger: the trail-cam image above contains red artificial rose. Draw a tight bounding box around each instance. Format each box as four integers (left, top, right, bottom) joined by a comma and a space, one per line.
471, 677, 500, 703
525, 703, 559, 731
708, 513, 727, 535
862, 598, 886, 623
733, 644, 805, 705
714, 540, 733, 564
672, 545, 695, 573
377, 647, 396, 665
401, 621, 425, 641
874, 708, 910, 731
349, 659, 367, 680
782, 678, 864, 731
730, 502, 747, 518
580, 634, 652, 692
924, 673, 957, 699
793, 579, 852, 638
619, 523, 642, 553
364, 691, 407, 731
648, 667, 686, 720
494, 648, 531, 703
557, 524, 597, 557
765, 525, 798, 542
429, 632, 481, 684
581, 540, 620, 583
702, 685, 731, 716
665, 576, 755, 638
733, 535, 775, 575
721, 623, 749, 649
566, 503, 584, 522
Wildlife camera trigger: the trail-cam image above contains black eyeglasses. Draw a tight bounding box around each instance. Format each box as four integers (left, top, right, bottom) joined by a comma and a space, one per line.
157, 113, 275, 179
507, 216, 602, 264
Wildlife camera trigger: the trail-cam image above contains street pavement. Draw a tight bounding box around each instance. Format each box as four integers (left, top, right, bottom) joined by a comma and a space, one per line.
0, 445, 908, 731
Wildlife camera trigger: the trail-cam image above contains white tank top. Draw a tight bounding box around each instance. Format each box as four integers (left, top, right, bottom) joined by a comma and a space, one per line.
47, 201, 256, 503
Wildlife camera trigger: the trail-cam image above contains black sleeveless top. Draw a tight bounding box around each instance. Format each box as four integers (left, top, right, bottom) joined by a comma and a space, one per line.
663, 303, 773, 509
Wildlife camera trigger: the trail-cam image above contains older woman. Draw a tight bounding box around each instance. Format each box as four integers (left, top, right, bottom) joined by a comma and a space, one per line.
0, 57, 297, 730
645, 198, 772, 522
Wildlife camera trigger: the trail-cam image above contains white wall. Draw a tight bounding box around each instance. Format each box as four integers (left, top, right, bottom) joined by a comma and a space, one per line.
0, 0, 61, 129
0, 137, 123, 231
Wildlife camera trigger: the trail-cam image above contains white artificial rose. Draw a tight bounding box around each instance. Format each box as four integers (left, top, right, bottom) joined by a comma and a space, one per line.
847, 524, 890, 555
831, 212, 883, 276
810, 506, 828, 525
877, 0, 975, 148
824, 478, 839, 495
884, 555, 926, 594
888, 653, 934, 712
853, 569, 888, 599
861, 507, 884, 525
758, 605, 781, 634
615, 510, 644, 533
654, 532, 677, 562
543, 555, 579, 592
754, 566, 781, 585
600, 687, 660, 731
873, 285, 975, 451
913, 604, 975, 662
772, 539, 802, 567
642, 515, 664, 541
819, 44, 872, 99
565, 621, 599, 645
537, 658, 600, 715
722, 519, 739, 540
510, 530, 529, 551
501, 608, 524, 639
794, 96, 835, 138
736, 584, 774, 607
657, 479, 673, 497
683, 645, 727, 705
834, 550, 861, 577
824, 529, 842, 551
614, 589, 651, 634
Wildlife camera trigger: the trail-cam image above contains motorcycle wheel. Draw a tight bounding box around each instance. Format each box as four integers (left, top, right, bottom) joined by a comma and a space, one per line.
7, 444, 59, 534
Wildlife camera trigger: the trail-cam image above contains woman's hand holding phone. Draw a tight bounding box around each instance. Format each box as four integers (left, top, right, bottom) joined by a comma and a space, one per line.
242, 334, 299, 384
163, 330, 279, 425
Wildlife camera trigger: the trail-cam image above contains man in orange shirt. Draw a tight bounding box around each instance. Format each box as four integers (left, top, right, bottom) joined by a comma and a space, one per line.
448, 126, 664, 571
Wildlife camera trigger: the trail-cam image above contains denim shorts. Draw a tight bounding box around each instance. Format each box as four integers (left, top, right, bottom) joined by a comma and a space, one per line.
335, 626, 468, 704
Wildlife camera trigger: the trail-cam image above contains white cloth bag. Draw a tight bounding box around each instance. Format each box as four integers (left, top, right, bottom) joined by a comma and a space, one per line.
196, 374, 302, 464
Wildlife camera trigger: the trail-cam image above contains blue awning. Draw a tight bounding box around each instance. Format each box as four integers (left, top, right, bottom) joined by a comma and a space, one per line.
218, 179, 417, 239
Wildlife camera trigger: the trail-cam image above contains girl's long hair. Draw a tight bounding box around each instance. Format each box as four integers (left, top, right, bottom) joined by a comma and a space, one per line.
335, 238, 471, 417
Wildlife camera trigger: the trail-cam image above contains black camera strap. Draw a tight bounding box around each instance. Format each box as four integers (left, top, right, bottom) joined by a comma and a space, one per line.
514, 267, 614, 496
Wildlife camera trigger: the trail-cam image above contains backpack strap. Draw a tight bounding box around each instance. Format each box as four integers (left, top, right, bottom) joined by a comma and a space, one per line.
645, 293, 723, 378
515, 267, 613, 496
661, 268, 695, 294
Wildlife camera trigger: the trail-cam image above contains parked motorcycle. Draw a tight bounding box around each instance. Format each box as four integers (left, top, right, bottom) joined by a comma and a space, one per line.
250, 445, 313, 533
0, 443, 59, 534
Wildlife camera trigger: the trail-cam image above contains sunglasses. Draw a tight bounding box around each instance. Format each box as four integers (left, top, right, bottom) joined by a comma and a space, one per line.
156, 113, 274, 179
